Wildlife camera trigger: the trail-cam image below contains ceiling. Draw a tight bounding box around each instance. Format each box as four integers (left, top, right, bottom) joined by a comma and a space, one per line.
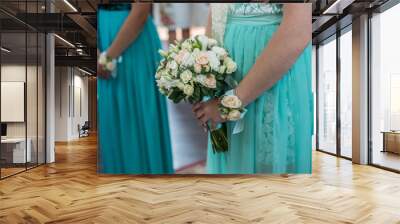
0, 0, 99, 73
0, 0, 395, 73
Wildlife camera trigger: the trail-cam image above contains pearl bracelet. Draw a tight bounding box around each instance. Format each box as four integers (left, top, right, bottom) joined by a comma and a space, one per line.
219, 89, 246, 121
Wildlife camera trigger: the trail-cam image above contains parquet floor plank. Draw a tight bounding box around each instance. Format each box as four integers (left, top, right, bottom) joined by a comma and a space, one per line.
0, 135, 400, 223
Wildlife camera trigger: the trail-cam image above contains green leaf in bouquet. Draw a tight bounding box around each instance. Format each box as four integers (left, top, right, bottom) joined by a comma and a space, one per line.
168, 88, 185, 103
216, 80, 223, 89
216, 74, 225, 81
188, 96, 198, 104
200, 86, 208, 96
193, 85, 201, 99
224, 75, 238, 88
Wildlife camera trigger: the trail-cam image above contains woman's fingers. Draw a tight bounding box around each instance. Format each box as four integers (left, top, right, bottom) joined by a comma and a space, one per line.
97, 64, 111, 79
194, 107, 209, 127
195, 110, 205, 120
200, 115, 209, 125
192, 102, 203, 112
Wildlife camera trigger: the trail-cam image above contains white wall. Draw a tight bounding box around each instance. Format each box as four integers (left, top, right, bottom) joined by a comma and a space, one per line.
1, 64, 46, 164
54, 67, 89, 141
1, 65, 39, 138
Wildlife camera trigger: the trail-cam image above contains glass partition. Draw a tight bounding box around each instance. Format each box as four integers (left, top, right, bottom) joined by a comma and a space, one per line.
317, 36, 337, 154
1, 30, 28, 177
0, 1, 46, 179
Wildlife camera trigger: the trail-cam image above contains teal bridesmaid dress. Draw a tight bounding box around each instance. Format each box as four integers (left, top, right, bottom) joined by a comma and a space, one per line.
207, 4, 313, 174
97, 5, 174, 174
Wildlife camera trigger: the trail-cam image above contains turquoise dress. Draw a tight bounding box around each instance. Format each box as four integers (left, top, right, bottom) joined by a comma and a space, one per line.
207, 4, 313, 174
97, 5, 174, 174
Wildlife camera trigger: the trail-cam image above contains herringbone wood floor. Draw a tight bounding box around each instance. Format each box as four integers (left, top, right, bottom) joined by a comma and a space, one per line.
1, 135, 400, 224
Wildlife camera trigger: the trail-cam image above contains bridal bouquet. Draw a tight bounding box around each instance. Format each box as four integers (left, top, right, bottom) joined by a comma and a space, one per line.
155, 35, 237, 152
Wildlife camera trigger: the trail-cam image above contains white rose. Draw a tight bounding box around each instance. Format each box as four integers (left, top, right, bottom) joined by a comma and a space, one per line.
207, 51, 220, 71
195, 52, 209, 65
181, 53, 195, 67
181, 40, 193, 51
156, 78, 165, 88
196, 35, 209, 50
218, 65, 226, 74
106, 61, 115, 71
208, 38, 218, 47
177, 82, 185, 90
174, 50, 184, 64
194, 63, 202, 73
167, 60, 178, 70
211, 46, 227, 60
224, 58, 237, 74
174, 50, 187, 64
221, 95, 242, 109
227, 110, 241, 121
157, 76, 181, 90
161, 69, 169, 78
171, 69, 178, 78
203, 74, 217, 89
180, 70, 193, 83
98, 53, 107, 64
192, 48, 200, 55
183, 84, 194, 96
195, 74, 206, 84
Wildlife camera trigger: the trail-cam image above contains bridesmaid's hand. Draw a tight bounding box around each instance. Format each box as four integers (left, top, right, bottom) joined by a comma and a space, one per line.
192, 99, 225, 129
97, 62, 111, 79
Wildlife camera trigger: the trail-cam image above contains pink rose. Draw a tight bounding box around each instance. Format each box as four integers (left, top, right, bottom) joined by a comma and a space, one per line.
195, 52, 209, 65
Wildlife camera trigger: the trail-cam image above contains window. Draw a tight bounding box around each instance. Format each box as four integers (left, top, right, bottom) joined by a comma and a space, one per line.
340, 29, 352, 158
370, 3, 400, 171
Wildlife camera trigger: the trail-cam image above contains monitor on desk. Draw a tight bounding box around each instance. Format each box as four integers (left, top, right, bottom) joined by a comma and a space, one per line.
1, 123, 7, 138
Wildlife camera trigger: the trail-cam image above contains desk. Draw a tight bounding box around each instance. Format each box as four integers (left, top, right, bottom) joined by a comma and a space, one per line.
1, 138, 31, 163
382, 131, 400, 154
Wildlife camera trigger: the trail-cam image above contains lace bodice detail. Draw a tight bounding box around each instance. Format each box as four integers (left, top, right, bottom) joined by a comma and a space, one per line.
228, 3, 283, 16
211, 3, 282, 45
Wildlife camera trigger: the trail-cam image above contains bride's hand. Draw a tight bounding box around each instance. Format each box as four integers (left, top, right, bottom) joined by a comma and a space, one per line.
192, 99, 225, 129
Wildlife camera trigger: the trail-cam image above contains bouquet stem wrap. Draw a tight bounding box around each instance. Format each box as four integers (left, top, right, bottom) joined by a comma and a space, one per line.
208, 122, 228, 153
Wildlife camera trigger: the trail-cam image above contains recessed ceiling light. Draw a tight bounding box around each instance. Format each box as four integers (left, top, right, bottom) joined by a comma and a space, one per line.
322, 0, 354, 15
78, 67, 93, 76
54, 34, 75, 48
1, 47, 11, 53
63, 0, 78, 12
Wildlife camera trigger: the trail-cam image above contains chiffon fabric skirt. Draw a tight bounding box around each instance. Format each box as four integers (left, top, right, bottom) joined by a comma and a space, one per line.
97, 7, 174, 174
207, 15, 313, 174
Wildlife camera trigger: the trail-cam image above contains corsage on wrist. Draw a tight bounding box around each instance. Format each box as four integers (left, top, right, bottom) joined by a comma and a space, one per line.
219, 89, 246, 121
98, 51, 117, 77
